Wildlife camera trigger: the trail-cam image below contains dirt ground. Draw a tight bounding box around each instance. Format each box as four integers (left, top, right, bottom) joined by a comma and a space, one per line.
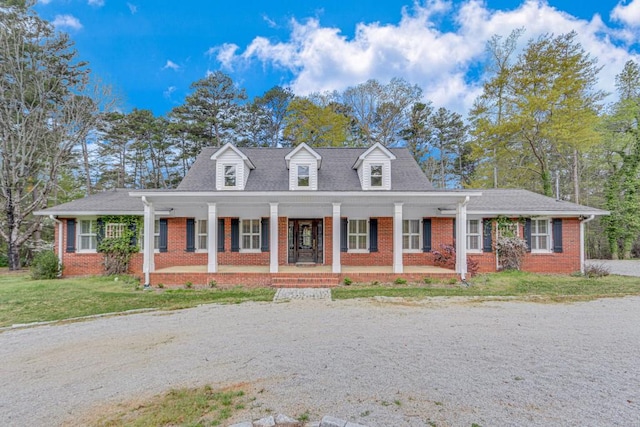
1, 295, 639, 426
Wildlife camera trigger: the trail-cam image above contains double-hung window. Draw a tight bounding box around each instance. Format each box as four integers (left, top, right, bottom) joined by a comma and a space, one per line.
139, 219, 160, 251
348, 219, 368, 250
224, 165, 237, 187
531, 219, 551, 252
197, 220, 208, 250
78, 219, 97, 251
370, 164, 383, 187
467, 219, 482, 252
297, 165, 310, 187
241, 219, 260, 250
402, 219, 420, 251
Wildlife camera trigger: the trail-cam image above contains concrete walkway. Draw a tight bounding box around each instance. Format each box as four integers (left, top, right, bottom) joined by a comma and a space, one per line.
273, 288, 332, 301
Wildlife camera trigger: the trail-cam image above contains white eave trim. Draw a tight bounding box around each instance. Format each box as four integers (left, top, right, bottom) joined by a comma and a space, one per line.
284, 142, 322, 169
34, 210, 172, 216
129, 190, 482, 199
210, 143, 256, 169
438, 209, 609, 217
352, 142, 397, 169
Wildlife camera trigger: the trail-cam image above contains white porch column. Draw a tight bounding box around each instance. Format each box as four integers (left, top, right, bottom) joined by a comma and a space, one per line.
142, 199, 155, 285
393, 202, 403, 274
456, 197, 469, 280
270, 203, 279, 273
332, 203, 341, 273
207, 203, 217, 273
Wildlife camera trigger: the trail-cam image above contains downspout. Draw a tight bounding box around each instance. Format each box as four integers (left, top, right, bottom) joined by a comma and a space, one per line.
49, 215, 63, 276
457, 196, 470, 281
580, 215, 595, 275
141, 196, 151, 287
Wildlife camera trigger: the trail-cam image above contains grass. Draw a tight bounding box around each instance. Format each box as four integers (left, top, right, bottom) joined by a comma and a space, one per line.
0, 273, 275, 328
332, 270, 640, 302
94, 384, 248, 427
1, 270, 639, 328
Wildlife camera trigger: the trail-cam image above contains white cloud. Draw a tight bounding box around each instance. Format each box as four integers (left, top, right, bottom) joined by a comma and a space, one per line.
612, 0, 640, 27
262, 14, 278, 29
215, 0, 640, 115
162, 60, 180, 71
88, 0, 105, 7
127, 3, 137, 14
52, 14, 83, 30
164, 86, 177, 98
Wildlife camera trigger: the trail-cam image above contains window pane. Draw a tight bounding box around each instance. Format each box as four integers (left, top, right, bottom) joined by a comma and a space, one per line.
469, 236, 479, 250
252, 235, 260, 249
468, 220, 479, 234
358, 235, 366, 249
224, 165, 236, 186
410, 220, 419, 234
349, 220, 357, 233
298, 165, 309, 176
403, 235, 410, 249
371, 165, 382, 175
242, 220, 250, 234
402, 220, 409, 234
199, 220, 207, 233
538, 236, 548, 250
81, 220, 92, 234
198, 236, 207, 250
358, 220, 367, 234
349, 235, 357, 249
251, 220, 259, 234
243, 235, 251, 249
371, 176, 382, 187
411, 235, 419, 249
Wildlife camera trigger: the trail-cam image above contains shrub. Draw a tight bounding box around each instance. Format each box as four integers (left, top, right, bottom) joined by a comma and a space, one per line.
432, 243, 480, 277
343, 277, 352, 286
496, 236, 528, 270
209, 279, 218, 288
394, 277, 407, 285
584, 263, 610, 278
185, 281, 193, 289
30, 250, 61, 279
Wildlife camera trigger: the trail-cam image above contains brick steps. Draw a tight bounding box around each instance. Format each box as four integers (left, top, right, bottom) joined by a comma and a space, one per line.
271, 276, 340, 288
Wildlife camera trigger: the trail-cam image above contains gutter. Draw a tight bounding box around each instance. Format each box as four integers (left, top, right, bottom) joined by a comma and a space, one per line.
580, 215, 596, 275
49, 215, 64, 276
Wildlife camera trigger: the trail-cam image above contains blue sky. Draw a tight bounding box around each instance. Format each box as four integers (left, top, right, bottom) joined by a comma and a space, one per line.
35, 0, 640, 116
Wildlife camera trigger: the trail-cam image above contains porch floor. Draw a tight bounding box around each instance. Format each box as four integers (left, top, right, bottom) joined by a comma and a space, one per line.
154, 264, 454, 274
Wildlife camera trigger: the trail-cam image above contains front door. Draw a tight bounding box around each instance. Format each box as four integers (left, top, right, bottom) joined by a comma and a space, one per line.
288, 219, 323, 264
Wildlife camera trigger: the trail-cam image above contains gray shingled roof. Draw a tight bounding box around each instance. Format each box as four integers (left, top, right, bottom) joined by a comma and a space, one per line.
36, 189, 144, 215
177, 146, 434, 191
467, 189, 608, 215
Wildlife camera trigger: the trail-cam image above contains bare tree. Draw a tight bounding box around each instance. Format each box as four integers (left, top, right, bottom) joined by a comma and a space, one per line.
0, 3, 101, 269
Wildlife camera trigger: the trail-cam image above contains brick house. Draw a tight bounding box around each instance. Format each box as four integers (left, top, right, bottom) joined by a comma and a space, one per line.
36, 142, 607, 287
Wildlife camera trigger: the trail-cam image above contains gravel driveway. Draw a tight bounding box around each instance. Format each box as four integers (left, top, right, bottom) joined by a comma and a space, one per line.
586, 259, 640, 277
1, 297, 639, 427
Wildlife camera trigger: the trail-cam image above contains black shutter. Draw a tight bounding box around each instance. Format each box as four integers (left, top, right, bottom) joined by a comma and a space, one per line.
185, 218, 195, 252
159, 218, 168, 253
231, 218, 240, 252
422, 218, 432, 252
524, 218, 532, 252
129, 221, 137, 247
340, 218, 348, 252
96, 218, 104, 247
452, 218, 456, 249
66, 219, 76, 253
483, 219, 493, 253
553, 218, 563, 253
261, 218, 269, 252
217, 218, 225, 252
369, 218, 378, 252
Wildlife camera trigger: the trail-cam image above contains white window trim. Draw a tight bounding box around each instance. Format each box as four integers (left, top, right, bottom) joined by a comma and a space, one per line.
531, 218, 552, 254
402, 219, 422, 253
77, 218, 98, 253
369, 163, 384, 188
139, 219, 160, 253
347, 218, 369, 253
223, 163, 238, 189
240, 218, 261, 253
296, 163, 311, 188
466, 219, 483, 253
196, 219, 208, 252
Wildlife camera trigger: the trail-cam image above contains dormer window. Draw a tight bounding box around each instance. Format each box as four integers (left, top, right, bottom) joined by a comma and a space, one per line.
224, 165, 237, 187
370, 164, 383, 187
297, 165, 310, 187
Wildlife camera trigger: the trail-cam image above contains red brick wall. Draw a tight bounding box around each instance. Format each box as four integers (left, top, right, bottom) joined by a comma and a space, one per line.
57, 215, 584, 278
341, 217, 393, 266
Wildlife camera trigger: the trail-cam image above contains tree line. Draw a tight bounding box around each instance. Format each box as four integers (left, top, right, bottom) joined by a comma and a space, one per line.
1, 2, 639, 269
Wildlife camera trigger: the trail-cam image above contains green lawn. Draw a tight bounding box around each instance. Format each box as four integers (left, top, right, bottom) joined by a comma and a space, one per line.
332, 270, 640, 301
0, 273, 275, 328
1, 271, 639, 328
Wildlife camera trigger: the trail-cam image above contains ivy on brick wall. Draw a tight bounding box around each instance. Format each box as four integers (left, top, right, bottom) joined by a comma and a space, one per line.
97, 215, 143, 275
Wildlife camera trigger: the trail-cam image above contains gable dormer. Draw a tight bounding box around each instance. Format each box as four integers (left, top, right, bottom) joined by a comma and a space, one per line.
285, 143, 322, 191
211, 143, 255, 191
353, 142, 396, 190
